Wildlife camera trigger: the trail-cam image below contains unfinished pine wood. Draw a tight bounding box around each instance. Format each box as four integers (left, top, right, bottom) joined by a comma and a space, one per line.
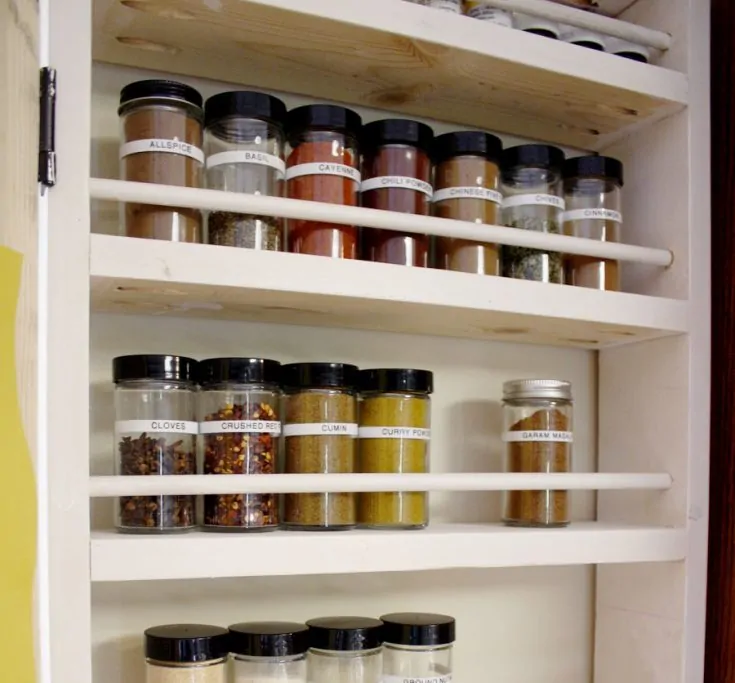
92, 0, 687, 149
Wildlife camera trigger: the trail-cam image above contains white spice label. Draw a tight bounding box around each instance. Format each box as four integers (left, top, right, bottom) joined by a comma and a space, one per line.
502, 193, 565, 210
120, 138, 205, 163
465, 4, 513, 26
361, 176, 433, 197
427, 0, 461, 12
432, 186, 502, 204
199, 420, 282, 434
285, 162, 361, 183
283, 422, 358, 437
115, 420, 199, 435
358, 426, 431, 440
383, 676, 453, 683
206, 150, 286, 175
562, 208, 622, 223
503, 430, 573, 443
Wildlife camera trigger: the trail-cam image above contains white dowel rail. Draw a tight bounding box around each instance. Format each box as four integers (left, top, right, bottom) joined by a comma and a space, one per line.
89, 472, 673, 497
89, 179, 673, 267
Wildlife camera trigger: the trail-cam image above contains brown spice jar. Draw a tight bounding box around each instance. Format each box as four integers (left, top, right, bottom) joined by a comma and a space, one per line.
119, 80, 204, 242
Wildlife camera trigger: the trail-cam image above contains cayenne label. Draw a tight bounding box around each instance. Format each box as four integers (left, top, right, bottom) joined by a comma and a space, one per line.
283, 422, 359, 437
115, 419, 199, 435
361, 175, 433, 197
502, 430, 573, 443
120, 138, 204, 163
358, 426, 431, 440
285, 162, 361, 183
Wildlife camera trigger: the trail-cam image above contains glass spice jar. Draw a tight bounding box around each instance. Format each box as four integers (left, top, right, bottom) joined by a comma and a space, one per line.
198, 357, 282, 532
559, 24, 607, 51
432, 131, 503, 275
514, 13, 560, 39
361, 119, 434, 267
119, 79, 204, 242
426, 0, 461, 11
463, 1, 514, 28
145, 624, 229, 683
563, 155, 624, 291
606, 37, 651, 63
204, 91, 287, 250
229, 622, 309, 683
282, 362, 359, 530
380, 613, 455, 683
502, 379, 573, 528
501, 144, 566, 283
113, 355, 198, 534
358, 369, 433, 530
306, 617, 384, 683
286, 105, 363, 258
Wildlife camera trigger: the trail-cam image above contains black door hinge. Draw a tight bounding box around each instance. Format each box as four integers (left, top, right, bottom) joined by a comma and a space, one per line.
38, 67, 57, 188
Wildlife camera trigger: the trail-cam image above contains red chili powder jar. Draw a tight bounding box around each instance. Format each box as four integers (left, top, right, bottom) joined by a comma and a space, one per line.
285, 105, 362, 258
360, 119, 434, 267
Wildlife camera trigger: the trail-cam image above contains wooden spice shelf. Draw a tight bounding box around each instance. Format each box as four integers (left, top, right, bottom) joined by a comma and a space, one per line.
92, 0, 688, 149
90, 234, 689, 349
90, 523, 687, 581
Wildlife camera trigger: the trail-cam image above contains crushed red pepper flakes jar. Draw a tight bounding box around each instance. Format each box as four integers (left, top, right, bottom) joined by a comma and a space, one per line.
360, 119, 434, 267
286, 105, 363, 259
198, 357, 282, 532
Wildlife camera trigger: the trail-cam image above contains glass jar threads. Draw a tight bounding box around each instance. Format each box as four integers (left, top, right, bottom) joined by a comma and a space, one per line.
501, 144, 566, 283
119, 80, 204, 242
199, 358, 282, 532
358, 369, 433, 529
204, 91, 287, 250
306, 617, 384, 683
145, 624, 229, 683
502, 379, 573, 528
464, 1, 514, 28
361, 119, 434, 267
380, 613, 455, 683
432, 131, 503, 275
229, 622, 309, 683
286, 105, 362, 258
113, 355, 198, 534
562, 155, 624, 291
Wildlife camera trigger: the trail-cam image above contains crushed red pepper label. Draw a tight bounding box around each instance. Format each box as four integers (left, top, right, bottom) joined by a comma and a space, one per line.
199, 420, 282, 434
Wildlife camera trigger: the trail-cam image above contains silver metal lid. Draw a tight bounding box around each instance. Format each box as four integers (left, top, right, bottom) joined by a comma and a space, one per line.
502, 379, 573, 401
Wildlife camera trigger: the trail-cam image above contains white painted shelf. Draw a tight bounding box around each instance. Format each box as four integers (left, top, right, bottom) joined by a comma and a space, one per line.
90, 233, 689, 348
92, 0, 688, 148
90, 523, 687, 582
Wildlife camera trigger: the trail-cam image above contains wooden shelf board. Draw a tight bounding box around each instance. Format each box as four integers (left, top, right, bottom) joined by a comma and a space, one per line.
90, 234, 689, 349
92, 0, 687, 149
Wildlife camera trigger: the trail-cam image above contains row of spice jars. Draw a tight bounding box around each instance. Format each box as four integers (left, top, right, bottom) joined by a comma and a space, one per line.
145, 613, 455, 683
113, 355, 433, 534
119, 80, 625, 290
403, 0, 653, 63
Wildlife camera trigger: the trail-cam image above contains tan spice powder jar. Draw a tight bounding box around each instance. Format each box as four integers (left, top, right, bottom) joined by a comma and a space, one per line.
119, 79, 204, 242
431, 131, 503, 275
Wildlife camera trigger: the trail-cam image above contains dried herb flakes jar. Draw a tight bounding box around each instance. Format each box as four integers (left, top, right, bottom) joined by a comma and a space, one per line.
205, 91, 287, 250
380, 613, 455, 683
145, 624, 228, 683
286, 105, 363, 258
501, 144, 566, 283
199, 357, 282, 532
358, 369, 433, 529
432, 131, 503, 275
113, 354, 198, 534
283, 362, 359, 530
229, 622, 309, 683
502, 379, 573, 528
361, 119, 434, 267
306, 617, 384, 683
119, 80, 204, 242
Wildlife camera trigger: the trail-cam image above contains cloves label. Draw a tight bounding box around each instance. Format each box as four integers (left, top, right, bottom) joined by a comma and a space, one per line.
115, 419, 198, 434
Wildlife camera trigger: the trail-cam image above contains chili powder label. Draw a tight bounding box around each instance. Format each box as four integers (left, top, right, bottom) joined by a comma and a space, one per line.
119, 138, 205, 163
502, 193, 565, 210
503, 430, 573, 442
199, 420, 282, 434
283, 422, 359, 437
285, 162, 361, 182
115, 419, 198, 434
562, 208, 623, 223
358, 426, 431, 440
361, 175, 434, 197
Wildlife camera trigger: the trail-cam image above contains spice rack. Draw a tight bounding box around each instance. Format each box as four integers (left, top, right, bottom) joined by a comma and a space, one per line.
3, 0, 709, 682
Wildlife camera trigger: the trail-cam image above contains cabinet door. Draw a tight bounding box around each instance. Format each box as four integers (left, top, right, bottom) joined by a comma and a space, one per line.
0, 2, 42, 683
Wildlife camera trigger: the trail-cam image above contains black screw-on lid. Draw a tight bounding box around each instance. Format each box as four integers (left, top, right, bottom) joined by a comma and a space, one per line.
306, 617, 384, 651
204, 91, 287, 128
615, 51, 649, 63
563, 155, 624, 186
286, 105, 362, 146
501, 144, 565, 172
228, 622, 310, 657
361, 119, 434, 155
432, 131, 503, 165
199, 358, 281, 386
358, 368, 433, 394
119, 79, 203, 112
380, 613, 456, 646
113, 355, 198, 383
282, 362, 359, 390
145, 624, 229, 663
